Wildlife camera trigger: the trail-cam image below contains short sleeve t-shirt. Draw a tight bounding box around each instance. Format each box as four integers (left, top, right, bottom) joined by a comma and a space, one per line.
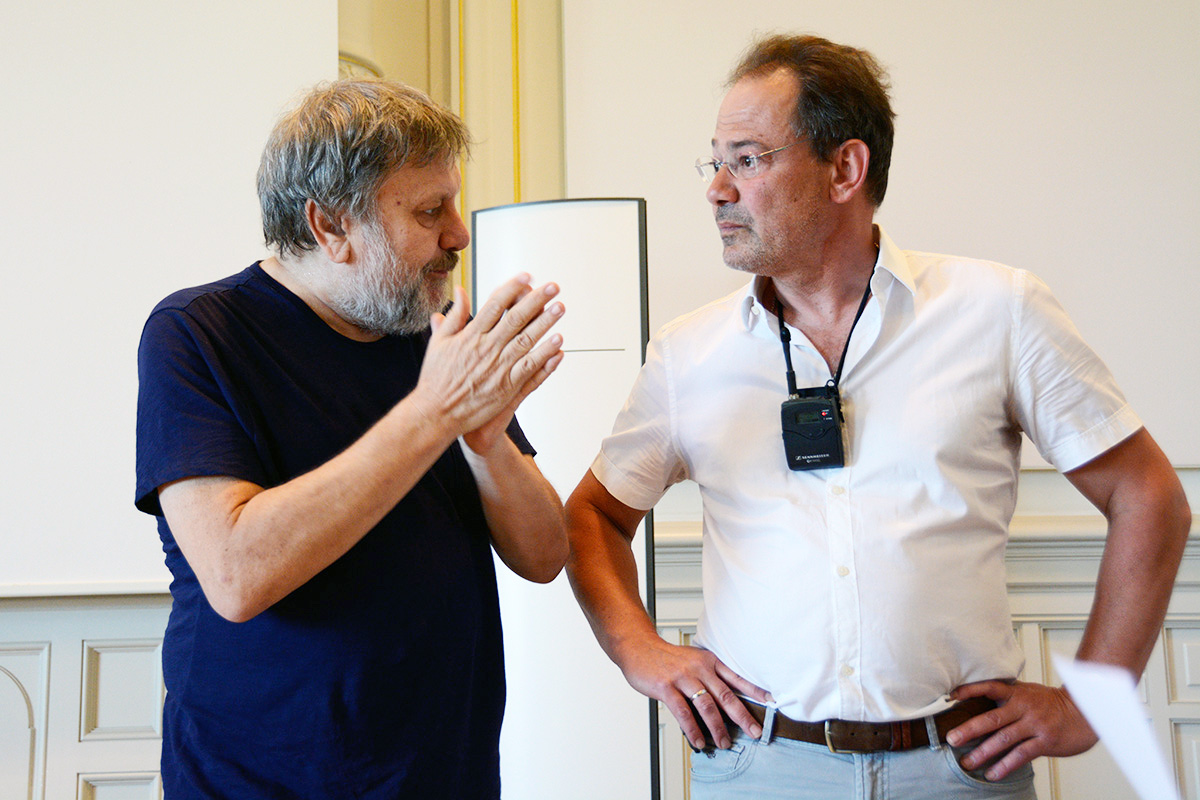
136, 263, 530, 798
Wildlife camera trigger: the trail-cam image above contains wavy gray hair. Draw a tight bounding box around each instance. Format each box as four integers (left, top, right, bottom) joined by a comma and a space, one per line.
257, 79, 470, 257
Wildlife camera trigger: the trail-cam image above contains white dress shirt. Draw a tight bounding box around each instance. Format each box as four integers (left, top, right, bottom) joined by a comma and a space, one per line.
592, 228, 1141, 723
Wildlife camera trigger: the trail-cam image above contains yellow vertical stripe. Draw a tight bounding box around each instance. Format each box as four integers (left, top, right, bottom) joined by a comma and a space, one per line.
511, 0, 522, 202
457, 0, 468, 291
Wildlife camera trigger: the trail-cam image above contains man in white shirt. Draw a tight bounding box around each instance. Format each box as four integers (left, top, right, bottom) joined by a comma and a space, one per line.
564, 33, 1191, 799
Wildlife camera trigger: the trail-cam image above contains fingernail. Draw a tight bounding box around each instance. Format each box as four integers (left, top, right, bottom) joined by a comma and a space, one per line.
946, 731, 960, 746
544, 282, 559, 296
550, 302, 564, 316
750, 725, 763, 738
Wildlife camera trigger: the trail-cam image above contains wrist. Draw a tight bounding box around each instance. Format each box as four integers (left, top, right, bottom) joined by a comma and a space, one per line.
609, 621, 666, 668
396, 389, 461, 449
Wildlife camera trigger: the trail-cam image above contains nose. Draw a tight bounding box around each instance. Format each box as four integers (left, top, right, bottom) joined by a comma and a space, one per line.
705, 164, 738, 207
441, 203, 470, 252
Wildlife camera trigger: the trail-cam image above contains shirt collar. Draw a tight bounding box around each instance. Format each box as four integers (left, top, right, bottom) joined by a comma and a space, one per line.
737, 226, 916, 332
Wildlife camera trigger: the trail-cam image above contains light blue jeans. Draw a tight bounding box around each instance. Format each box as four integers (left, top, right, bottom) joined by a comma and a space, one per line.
689, 714, 1037, 800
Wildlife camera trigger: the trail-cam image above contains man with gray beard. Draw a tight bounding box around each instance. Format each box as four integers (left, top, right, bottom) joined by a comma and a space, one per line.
135, 79, 566, 799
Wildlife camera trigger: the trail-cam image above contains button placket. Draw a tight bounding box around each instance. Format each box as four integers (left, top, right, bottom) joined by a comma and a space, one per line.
826, 474, 863, 716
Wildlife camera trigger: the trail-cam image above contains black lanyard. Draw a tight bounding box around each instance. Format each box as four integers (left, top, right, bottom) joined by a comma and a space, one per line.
774, 281, 873, 398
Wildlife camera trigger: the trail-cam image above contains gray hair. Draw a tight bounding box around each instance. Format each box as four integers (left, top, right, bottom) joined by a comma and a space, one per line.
729, 34, 895, 207
257, 78, 470, 257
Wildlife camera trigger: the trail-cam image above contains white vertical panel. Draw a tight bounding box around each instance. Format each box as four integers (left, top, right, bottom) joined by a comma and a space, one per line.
474, 199, 650, 798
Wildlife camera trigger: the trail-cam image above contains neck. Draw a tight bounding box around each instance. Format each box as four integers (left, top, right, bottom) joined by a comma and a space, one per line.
262, 254, 382, 342
768, 225, 878, 326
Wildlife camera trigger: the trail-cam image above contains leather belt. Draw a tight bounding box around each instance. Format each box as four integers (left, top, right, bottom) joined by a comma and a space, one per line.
702, 697, 996, 753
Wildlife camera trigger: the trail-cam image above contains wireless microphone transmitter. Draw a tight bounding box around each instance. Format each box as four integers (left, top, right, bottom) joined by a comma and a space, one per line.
781, 384, 845, 470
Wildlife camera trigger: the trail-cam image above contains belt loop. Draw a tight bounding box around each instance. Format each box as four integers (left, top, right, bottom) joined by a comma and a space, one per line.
759, 704, 777, 745
924, 713, 940, 750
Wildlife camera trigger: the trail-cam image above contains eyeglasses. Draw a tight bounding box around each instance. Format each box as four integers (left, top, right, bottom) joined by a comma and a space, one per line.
694, 141, 799, 181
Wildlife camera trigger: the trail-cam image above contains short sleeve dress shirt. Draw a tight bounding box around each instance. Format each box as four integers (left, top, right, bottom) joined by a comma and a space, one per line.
592, 228, 1141, 723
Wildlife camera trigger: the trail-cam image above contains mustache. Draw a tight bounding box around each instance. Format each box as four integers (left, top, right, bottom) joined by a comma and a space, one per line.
714, 206, 752, 226
423, 250, 459, 275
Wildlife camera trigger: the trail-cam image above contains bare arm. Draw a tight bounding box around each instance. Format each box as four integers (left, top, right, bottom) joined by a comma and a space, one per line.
949, 428, 1191, 778
159, 277, 565, 622
565, 470, 770, 750
462, 441, 567, 583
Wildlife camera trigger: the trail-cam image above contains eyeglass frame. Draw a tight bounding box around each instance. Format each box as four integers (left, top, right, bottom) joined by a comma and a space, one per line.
694, 140, 800, 181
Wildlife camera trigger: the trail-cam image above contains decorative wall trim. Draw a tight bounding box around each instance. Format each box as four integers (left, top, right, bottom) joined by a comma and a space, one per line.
0, 644, 46, 800
0, 582, 169, 599
77, 772, 161, 800
80, 639, 165, 741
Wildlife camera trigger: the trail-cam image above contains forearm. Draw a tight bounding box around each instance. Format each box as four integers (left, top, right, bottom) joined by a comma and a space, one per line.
463, 438, 567, 583
565, 490, 657, 667
162, 392, 460, 621
1077, 480, 1191, 672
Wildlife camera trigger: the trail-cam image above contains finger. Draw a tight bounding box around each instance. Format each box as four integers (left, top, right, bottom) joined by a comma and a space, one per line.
662, 693, 712, 752
946, 700, 1014, 747
703, 679, 762, 740
967, 731, 1040, 782
949, 680, 1009, 702
433, 286, 470, 339
508, 332, 564, 390
715, 660, 772, 705
471, 274, 532, 333
688, 687, 734, 749
500, 302, 565, 370
505, 348, 565, 409
484, 280, 559, 345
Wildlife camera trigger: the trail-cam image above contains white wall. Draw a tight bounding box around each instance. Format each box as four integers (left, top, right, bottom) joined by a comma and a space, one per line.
0, 1, 337, 589
562, 0, 1200, 473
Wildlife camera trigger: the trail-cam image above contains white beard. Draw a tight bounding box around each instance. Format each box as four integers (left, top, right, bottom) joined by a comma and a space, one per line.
326, 216, 454, 336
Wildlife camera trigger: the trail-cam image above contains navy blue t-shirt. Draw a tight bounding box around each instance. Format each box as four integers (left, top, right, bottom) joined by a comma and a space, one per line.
135, 263, 529, 798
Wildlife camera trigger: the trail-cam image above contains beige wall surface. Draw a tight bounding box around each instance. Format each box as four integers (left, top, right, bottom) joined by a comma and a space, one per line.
562, 0, 1200, 470
0, 1, 337, 589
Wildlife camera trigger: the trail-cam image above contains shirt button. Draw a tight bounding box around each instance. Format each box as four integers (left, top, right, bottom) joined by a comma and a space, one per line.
830, 485, 846, 496
837, 566, 850, 577
840, 665, 854, 677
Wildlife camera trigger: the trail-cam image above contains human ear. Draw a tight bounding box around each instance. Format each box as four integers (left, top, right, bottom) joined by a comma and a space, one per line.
829, 140, 870, 205
304, 199, 353, 263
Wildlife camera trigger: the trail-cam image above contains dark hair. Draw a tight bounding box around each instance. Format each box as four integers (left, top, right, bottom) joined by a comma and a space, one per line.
257, 78, 470, 257
729, 34, 895, 207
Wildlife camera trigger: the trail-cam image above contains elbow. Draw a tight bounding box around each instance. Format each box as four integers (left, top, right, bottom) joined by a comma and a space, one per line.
209, 598, 262, 624
524, 534, 570, 584
504, 516, 569, 584
199, 569, 272, 623
1169, 487, 1193, 546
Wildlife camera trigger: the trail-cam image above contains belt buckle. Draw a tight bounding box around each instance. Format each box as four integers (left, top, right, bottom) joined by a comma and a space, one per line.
823, 720, 867, 754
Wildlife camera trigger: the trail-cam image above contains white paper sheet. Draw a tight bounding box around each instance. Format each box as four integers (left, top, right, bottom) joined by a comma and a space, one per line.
1053, 655, 1180, 800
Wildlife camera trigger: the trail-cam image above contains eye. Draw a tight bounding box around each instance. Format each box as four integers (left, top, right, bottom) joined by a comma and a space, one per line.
736, 154, 758, 170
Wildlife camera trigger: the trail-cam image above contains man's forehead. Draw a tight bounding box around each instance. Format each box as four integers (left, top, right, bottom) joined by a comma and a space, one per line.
713, 69, 799, 147
381, 159, 461, 200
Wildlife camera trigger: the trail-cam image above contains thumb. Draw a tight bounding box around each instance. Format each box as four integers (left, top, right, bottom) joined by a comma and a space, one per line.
430, 286, 468, 339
